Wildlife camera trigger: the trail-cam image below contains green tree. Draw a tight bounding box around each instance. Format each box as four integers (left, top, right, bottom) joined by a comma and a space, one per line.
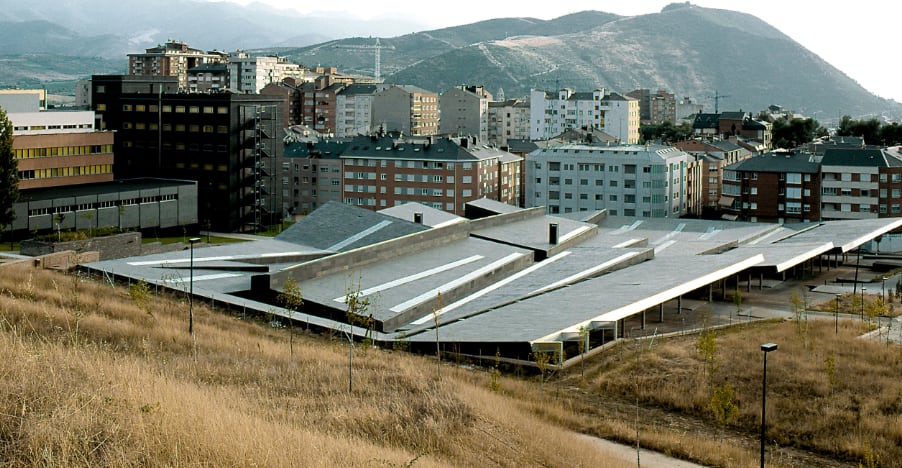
696, 329, 717, 379
0, 104, 18, 234
278, 276, 304, 360
709, 382, 739, 443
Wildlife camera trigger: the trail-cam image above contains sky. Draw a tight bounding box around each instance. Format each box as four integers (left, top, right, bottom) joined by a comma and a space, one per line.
226, 0, 900, 102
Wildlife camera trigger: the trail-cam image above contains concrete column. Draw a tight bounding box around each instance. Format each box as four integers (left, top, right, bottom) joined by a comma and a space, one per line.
641, 310, 646, 329
659, 303, 664, 322
678, 296, 682, 315
708, 284, 713, 302
760, 272, 764, 290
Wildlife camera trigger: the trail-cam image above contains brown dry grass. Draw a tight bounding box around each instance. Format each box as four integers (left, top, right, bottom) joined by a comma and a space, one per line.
547, 317, 902, 467
0, 264, 630, 467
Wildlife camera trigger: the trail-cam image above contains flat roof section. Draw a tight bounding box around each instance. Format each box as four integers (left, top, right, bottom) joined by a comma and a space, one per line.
775, 218, 902, 253
398, 246, 655, 334
378, 202, 466, 228
276, 201, 429, 251
84, 238, 328, 296
411, 249, 763, 344
295, 237, 533, 331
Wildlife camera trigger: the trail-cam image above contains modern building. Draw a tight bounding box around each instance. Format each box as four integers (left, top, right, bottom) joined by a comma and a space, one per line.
283, 133, 522, 216
526, 144, 691, 217
10, 178, 198, 235
373, 85, 439, 137
128, 40, 223, 89
722, 151, 822, 223
10, 110, 114, 190
488, 98, 531, 148
0, 89, 46, 112
90, 75, 285, 232
439, 85, 492, 142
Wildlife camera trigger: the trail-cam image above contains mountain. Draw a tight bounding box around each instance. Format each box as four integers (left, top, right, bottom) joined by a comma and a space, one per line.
0, 1, 897, 121
273, 4, 899, 121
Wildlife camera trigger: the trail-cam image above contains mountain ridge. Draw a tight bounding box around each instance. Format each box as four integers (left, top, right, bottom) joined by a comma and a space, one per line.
0, 1, 897, 121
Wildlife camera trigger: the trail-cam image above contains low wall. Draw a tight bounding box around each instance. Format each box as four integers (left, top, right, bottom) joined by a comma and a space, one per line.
21, 232, 142, 261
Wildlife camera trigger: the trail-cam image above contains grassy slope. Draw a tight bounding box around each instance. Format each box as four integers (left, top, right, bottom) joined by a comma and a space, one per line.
0, 264, 626, 467
1, 263, 899, 467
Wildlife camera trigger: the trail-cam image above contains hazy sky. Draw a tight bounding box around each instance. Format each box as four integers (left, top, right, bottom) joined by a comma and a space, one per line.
225, 0, 899, 102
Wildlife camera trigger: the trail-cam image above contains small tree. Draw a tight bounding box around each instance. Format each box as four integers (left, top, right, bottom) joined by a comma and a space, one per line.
278, 276, 304, 360
129, 279, 153, 318
696, 328, 717, 380
709, 382, 739, 444
0, 104, 18, 236
824, 352, 837, 397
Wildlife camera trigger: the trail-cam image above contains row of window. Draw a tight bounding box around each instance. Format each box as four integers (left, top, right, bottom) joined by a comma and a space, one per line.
13, 123, 93, 132
110, 104, 229, 114
121, 122, 229, 133
27, 194, 178, 217
15, 145, 112, 159
18, 164, 112, 180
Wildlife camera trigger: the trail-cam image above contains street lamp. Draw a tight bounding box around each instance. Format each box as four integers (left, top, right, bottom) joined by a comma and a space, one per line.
188, 237, 201, 335
760, 342, 778, 468
834, 293, 841, 334
861, 287, 867, 320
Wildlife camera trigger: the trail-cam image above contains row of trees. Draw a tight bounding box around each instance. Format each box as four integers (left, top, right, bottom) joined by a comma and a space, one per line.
640, 114, 902, 150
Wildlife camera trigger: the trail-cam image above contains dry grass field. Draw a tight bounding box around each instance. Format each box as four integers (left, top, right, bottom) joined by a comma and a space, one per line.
0, 263, 899, 467
0, 264, 627, 467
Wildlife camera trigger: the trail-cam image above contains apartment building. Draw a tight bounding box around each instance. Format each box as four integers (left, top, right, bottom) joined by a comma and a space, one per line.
529, 88, 640, 144
284, 134, 522, 216
692, 112, 773, 150
90, 75, 285, 232
675, 139, 752, 216
526, 144, 691, 217
529, 88, 605, 140
128, 40, 223, 89
227, 52, 308, 94
186, 63, 228, 93
373, 85, 439, 136
487, 98, 530, 147
335, 84, 378, 138
721, 151, 821, 223
439, 85, 492, 141
626, 89, 676, 125
820, 148, 902, 220
10, 111, 114, 190
601, 92, 641, 144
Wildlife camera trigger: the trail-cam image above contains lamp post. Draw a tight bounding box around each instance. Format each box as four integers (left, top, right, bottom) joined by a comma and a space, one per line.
835, 293, 841, 334
861, 287, 867, 320
760, 342, 778, 468
188, 237, 201, 335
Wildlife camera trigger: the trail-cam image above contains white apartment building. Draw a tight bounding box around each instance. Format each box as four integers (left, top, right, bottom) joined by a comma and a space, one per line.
228, 52, 307, 94
526, 144, 691, 217
529, 88, 605, 141
335, 84, 378, 138
601, 92, 641, 145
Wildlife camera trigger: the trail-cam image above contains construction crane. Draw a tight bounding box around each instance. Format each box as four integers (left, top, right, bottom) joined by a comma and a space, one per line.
707, 89, 731, 114
333, 38, 394, 80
